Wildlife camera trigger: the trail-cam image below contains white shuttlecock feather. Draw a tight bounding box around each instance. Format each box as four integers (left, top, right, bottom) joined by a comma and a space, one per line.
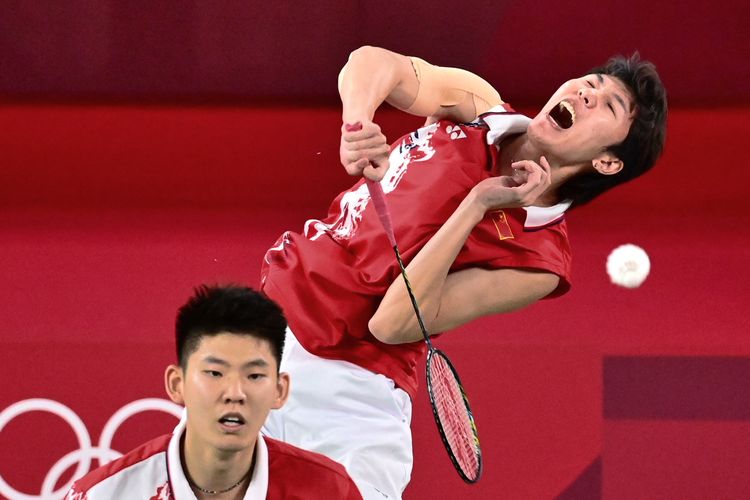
606, 244, 651, 288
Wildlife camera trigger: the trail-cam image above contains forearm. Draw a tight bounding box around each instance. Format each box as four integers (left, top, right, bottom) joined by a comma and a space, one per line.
338, 46, 418, 124
369, 195, 485, 343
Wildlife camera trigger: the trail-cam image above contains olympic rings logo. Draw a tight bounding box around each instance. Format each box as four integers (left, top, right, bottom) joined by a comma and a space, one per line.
0, 398, 182, 500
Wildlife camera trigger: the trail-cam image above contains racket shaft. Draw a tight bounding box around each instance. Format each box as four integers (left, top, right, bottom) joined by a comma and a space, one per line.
361, 176, 430, 344
365, 179, 397, 248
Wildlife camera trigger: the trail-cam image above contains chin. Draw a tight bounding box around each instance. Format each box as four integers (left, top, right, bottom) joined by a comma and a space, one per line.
213, 432, 254, 452
525, 120, 551, 150
527, 113, 550, 135
215, 440, 252, 454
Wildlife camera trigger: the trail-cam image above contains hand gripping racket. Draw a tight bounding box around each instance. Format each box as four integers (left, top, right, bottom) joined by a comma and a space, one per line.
345, 122, 482, 482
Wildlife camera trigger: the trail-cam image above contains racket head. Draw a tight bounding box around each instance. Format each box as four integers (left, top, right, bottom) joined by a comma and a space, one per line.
426, 348, 482, 483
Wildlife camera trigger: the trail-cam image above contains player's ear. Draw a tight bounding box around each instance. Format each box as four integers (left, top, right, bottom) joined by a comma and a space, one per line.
165, 364, 185, 405
272, 372, 291, 410
592, 151, 624, 175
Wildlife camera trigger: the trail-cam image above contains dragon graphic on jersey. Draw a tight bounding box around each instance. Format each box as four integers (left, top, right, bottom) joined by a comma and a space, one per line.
303, 123, 439, 243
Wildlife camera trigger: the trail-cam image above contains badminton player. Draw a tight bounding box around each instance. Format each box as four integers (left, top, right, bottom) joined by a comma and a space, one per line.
261, 46, 667, 499
66, 285, 362, 499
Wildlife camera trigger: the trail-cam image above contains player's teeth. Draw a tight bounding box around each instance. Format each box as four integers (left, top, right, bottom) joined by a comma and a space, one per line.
561, 101, 575, 124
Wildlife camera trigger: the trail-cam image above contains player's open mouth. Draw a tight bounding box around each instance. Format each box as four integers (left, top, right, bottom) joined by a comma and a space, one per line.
219, 413, 246, 429
548, 100, 575, 129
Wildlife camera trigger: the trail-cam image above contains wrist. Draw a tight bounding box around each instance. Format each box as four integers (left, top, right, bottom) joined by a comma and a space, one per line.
462, 189, 490, 217
455, 193, 487, 227
341, 106, 374, 125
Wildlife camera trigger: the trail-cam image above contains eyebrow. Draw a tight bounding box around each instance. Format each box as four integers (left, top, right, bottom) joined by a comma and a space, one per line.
202, 356, 270, 369
598, 74, 630, 116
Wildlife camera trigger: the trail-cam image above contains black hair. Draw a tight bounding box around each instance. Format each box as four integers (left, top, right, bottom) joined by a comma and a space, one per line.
558, 52, 668, 208
175, 284, 286, 370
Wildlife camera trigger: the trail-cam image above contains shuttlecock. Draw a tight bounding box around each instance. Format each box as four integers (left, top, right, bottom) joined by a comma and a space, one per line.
606, 244, 651, 288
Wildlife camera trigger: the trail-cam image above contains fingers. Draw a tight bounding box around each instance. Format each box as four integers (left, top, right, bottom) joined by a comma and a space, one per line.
507, 156, 552, 206
342, 142, 390, 161
340, 120, 390, 179
344, 157, 388, 181
367, 152, 393, 180
342, 126, 383, 142
539, 155, 552, 174
363, 162, 387, 181
340, 145, 390, 178
342, 121, 385, 144
511, 157, 550, 184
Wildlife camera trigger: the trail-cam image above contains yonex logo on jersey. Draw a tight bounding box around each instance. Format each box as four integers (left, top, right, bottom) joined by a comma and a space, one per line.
446, 125, 467, 140
489, 210, 514, 240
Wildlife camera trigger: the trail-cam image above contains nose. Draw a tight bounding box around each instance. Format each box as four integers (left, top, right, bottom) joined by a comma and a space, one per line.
577, 87, 598, 108
223, 375, 246, 404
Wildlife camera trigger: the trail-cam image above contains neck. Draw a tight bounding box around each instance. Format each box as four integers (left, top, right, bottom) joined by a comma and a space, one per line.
496, 133, 583, 207
182, 431, 256, 499
496, 133, 539, 177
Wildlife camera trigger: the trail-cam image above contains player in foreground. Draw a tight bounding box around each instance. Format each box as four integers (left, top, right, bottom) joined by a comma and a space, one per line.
66, 285, 362, 499
261, 46, 667, 499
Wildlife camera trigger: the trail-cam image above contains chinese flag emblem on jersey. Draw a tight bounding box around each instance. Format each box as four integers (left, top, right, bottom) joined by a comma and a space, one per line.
489, 210, 514, 240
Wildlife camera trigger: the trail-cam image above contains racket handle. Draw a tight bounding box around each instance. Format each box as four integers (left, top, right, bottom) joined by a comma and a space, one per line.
344, 122, 397, 248
365, 179, 397, 248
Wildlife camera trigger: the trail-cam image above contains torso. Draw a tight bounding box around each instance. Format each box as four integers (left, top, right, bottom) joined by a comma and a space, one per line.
261, 111, 572, 398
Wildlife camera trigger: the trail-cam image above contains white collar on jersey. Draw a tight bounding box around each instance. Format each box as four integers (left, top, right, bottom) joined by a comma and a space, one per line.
481, 104, 532, 145
480, 104, 572, 229
167, 409, 270, 499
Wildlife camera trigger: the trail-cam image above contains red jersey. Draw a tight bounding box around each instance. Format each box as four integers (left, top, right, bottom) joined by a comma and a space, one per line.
65, 420, 362, 499
261, 107, 572, 399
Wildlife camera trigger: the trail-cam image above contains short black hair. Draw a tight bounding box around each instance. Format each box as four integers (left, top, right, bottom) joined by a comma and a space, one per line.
175, 284, 287, 370
558, 52, 668, 208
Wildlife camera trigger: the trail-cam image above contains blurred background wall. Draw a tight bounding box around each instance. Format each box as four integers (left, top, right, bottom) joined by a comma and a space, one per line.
1, 1, 749, 499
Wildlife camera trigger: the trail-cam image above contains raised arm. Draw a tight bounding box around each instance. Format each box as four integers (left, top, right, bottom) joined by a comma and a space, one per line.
338, 46, 502, 180
338, 46, 501, 124
338, 46, 420, 125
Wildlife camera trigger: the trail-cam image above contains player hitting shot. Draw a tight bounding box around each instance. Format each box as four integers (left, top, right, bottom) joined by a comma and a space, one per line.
260, 46, 667, 499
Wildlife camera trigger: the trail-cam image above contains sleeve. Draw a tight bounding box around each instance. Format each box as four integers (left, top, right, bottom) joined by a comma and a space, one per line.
405, 56, 503, 118
453, 211, 573, 298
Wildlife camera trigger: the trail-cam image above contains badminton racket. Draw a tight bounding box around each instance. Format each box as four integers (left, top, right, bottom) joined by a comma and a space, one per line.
345, 121, 482, 483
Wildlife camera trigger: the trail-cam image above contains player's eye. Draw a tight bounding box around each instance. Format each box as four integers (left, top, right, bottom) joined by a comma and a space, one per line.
587, 80, 595, 88
204, 370, 222, 377
608, 102, 616, 116
248, 373, 266, 380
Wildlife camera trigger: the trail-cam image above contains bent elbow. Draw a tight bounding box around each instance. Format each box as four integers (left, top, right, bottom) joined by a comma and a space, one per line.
536, 273, 560, 299
369, 314, 395, 344
349, 45, 381, 60
369, 314, 410, 345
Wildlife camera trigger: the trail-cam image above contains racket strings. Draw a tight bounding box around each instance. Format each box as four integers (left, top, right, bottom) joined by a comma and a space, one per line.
430, 354, 480, 477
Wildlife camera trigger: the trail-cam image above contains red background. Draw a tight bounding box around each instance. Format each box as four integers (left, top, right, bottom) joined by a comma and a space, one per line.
1, 2, 749, 499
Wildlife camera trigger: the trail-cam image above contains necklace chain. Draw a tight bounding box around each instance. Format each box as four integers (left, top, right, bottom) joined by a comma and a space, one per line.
189, 469, 249, 496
